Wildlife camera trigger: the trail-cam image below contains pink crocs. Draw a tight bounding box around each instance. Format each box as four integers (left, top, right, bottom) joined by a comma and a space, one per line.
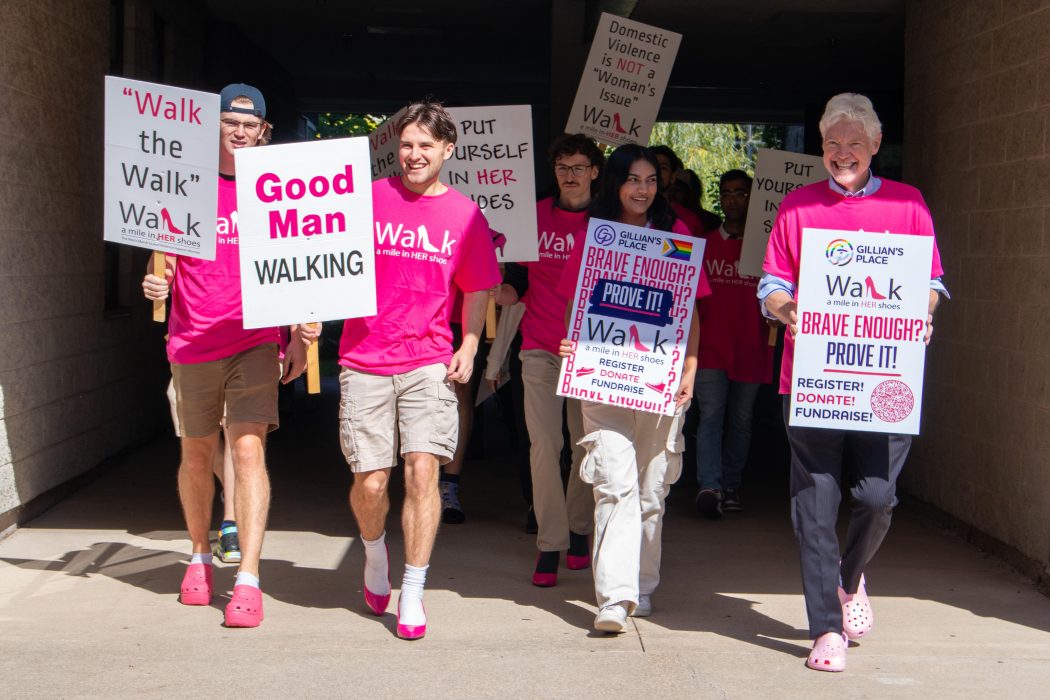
839, 573, 873, 640
806, 631, 847, 672
179, 563, 212, 606
224, 584, 264, 628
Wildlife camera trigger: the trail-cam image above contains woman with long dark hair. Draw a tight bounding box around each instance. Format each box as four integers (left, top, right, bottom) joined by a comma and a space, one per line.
556, 144, 710, 632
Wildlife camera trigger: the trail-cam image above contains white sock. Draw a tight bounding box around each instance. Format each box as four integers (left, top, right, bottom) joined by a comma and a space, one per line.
362, 532, 390, 595
398, 564, 428, 626
190, 552, 213, 565
235, 571, 260, 589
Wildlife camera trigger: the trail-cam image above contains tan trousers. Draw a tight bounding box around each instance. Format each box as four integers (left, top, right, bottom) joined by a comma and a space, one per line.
521, 349, 594, 552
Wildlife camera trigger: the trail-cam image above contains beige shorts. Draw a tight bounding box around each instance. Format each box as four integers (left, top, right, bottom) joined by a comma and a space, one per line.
338, 363, 459, 472
171, 343, 280, 438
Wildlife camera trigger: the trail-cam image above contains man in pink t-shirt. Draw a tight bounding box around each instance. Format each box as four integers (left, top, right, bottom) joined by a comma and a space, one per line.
143, 84, 306, 628
302, 102, 499, 640
694, 169, 774, 519
760, 93, 947, 672
494, 133, 603, 588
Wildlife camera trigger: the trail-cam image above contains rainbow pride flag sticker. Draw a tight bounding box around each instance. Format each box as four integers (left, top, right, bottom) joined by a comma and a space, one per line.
662, 238, 693, 260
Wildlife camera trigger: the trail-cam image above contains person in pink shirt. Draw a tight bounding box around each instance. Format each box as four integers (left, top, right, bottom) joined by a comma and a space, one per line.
301, 102, 500, 640
651, 145, 720, 234
494, 133, 604, 588
760, 93, 947, 672
694, 170, 774, 518
558, 144, 711, 633
142, 84, 306, 628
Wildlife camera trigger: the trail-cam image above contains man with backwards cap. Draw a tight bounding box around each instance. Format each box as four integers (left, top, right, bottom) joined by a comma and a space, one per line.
143, 83, 305, 628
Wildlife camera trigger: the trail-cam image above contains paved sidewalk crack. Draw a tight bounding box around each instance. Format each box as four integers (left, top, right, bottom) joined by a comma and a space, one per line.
632, 618, 646, 652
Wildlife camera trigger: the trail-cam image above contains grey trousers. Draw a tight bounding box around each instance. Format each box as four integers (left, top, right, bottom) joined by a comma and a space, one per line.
782, 398, 911, 637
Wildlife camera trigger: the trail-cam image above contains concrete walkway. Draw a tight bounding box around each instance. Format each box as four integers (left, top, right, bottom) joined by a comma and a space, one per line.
1, 382, 1048, 698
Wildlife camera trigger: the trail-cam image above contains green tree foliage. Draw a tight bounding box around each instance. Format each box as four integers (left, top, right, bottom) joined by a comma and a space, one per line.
649, 123, 785, 213
313, 112, 387, 139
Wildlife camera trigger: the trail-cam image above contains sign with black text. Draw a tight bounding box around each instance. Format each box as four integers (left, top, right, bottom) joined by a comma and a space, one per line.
739, 148, 825, 277
103, 77, 218, 259
565, 13, 681, 148
235, 137, 376, 328
558, 218, 703, 415
791, 228, 933, 434
369, 105, 538, 262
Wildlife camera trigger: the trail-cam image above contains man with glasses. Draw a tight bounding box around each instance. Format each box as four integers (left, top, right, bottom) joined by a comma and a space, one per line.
495, 133, 603, 588
694, 170, 773, 519
142, 83, 305, 628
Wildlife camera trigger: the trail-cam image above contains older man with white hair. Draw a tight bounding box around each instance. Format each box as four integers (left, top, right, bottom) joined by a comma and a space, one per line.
759, 93, 948, 672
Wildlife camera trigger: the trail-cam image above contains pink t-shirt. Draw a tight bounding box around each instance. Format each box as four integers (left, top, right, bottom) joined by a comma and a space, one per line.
763, 178, 945, 393
558, 218, 712, 299
671, 201, 708, 236
339, 177, 501, 375
519, 198, 589, 354
698, 227, 773, 383
167, 177, 280, 364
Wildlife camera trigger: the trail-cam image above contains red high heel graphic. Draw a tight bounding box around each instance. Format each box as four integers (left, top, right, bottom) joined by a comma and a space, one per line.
490, 229, 507, 257
612, 112, 628, 134
644, 381, 666, 393
628, 324, 650, 352
864, 276, 887, 300
160, 208, 185, 235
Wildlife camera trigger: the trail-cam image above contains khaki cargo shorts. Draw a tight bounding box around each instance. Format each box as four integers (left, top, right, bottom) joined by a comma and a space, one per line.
338, 362, 459, 472
171, 343, 280, 438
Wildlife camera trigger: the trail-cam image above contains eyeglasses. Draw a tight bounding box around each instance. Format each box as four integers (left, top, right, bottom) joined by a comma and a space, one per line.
555, 164, 593, 177
720, 189, 749, 199
221, 118, 263, 133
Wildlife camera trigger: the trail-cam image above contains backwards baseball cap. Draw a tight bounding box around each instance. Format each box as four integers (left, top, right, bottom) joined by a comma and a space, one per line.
220, 83, 266, 118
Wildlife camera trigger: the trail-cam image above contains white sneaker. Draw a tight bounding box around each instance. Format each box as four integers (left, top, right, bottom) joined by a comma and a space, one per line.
594, 603, 629, 633
632, 594, 652, 618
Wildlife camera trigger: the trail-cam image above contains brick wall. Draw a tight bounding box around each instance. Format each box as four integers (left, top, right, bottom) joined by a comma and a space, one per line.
0, 0, 167, 529
903, 0, 1050, 576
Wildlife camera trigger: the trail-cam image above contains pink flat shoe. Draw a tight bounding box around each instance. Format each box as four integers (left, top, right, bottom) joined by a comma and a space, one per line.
224, 584, 264, 628
363, 544, 391, 615
179, 563, 212, 606
839, 573, 873, 639
396, 597, 426, 640
806, 632, 847, 672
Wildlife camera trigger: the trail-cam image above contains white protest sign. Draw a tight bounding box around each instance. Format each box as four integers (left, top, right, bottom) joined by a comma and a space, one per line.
790, 229, 933, 434
565, 12, 681, 148
739, 148, 825, 277
104, 77, 219, 259
558, 218, 704, 416
235, 137, 376, 329
369, 105, 539, 262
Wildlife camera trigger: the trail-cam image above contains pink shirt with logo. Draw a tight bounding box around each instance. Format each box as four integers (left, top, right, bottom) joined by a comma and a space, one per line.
168, 176, 280, 364
520, 198, 589, 354
699, 227, 773, 383
763, 178, 944, 393
339, 176, 501, 375
558, 218, 712, 299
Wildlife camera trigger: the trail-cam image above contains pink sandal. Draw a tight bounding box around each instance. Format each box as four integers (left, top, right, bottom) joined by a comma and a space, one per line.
806, 631, 847, 672
839, 573, 873, 639
224, 584, 264, 627
179, 563, 212, 606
